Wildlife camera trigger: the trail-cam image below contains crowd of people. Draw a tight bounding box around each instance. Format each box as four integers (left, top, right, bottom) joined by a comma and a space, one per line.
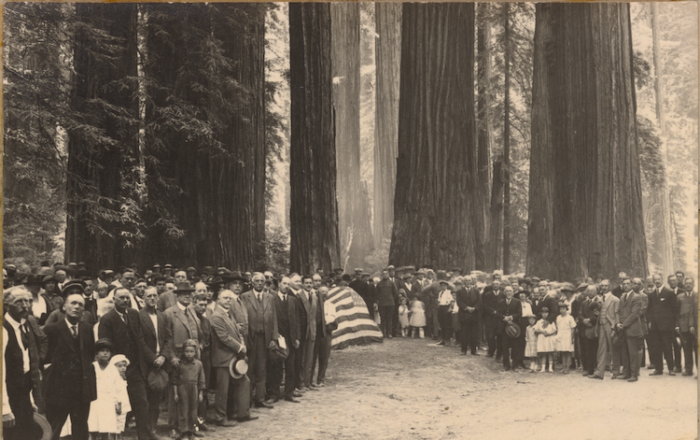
2, 260, 697, 440
357, 265, 697, 381
2, 262, 346, 440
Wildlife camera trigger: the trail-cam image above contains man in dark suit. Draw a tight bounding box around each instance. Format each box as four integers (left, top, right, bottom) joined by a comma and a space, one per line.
3, 288, 48, 440
311, 285, 337, 387
456, 278, 482, 355
138, 286, 172, 435
240, 272, 279, 408
99, 287, 158, 440
496, 286, 522, 371
376, 269, 398, 339
676, 277, 697, 376
43, 293, 96, 440
616, 278, 644, 382
482, 279, 503, 359
210, 290, 257, 425
648, 274, 678, 376
193, 296, 212, 428
349, 269, 372, 315
268, 277, 301, 402
294, 275, 318, 392
667, 275, 685, 372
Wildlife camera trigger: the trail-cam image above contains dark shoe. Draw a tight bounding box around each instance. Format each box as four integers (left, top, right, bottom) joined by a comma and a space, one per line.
215, 420, 237, 427
674, 367, 682, 373
236, 415, 259, 423
627, 377, 638, 382
668, 371, 676, 376
317, 382, 326, 387
292, 390, 304, 397
621, 375, 631, 380
682, 371, 693, 376
649, 371, 663, 376
254, 400, 274, 409
460, 351, 467, 355
310, 383, 320, 388
267, 397, 279, 403
307, 386, 319, 392
588, 375, 603, 380
193, 433, 205, 438
471, 352, 479, 356
486, 353, 494, 358
436, 340, 446, 346
647, 365, 656, 370
284, 396, 300, 403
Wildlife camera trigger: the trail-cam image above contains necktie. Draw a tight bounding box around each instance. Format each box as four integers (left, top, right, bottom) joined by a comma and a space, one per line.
20, 324, 29, 349
71, 325, 78, 338
283, 294, 287, 302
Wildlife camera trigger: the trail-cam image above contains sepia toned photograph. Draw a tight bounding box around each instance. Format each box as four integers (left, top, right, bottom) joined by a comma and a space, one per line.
2, 2, 698, 440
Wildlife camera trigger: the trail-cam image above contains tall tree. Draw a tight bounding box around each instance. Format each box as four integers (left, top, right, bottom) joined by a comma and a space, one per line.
501, 3, 512, 274
527, 3, 648, 281
389, 3, 479, 269
373, 2, 401, 250
331, 3, 373, 271
475, 2, 493, 271
65, 4, 140, 270
289, 3, 341, 274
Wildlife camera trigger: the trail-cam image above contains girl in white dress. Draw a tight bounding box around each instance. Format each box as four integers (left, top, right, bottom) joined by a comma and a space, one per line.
555, 303, 577, 374
524, 314, 538, 371
88, 340, 130, 440
397, 296, 409, 337
534, 307, 557, 373
408, 293, 426, 338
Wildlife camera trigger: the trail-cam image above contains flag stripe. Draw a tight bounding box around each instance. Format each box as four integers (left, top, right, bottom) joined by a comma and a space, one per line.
327, 286, 383, 349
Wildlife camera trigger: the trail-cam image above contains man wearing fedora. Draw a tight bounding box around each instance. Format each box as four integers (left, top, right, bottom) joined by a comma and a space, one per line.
3, 287, 48, 440
99, 287, 158, 440
456, 277, 482, 355
22, 274, 55, 327
268, 276, 302, 403
497, 286, 522, 371
240, 272, 279, 408
210, 290, 258, 425
44, 291, 96, 440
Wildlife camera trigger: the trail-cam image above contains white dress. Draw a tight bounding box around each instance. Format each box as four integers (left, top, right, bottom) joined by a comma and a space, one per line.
88, 362, 131, 434
535, 319, 557, 353
409, 300, 426, 327
555, 314, 577, 352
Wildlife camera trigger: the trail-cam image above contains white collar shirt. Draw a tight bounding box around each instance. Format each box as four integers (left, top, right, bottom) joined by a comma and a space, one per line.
5, 314, 30, 374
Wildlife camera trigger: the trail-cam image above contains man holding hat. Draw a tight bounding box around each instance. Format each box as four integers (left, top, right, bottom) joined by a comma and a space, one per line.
497, 286, 522, 371
456, 277, 482, 355
210, 290, 257, 425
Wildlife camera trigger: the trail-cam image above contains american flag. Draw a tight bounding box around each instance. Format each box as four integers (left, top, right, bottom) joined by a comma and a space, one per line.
326, 286, 383, 349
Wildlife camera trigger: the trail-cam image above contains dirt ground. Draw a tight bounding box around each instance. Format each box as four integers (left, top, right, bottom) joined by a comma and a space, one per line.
140, 337, 697, 440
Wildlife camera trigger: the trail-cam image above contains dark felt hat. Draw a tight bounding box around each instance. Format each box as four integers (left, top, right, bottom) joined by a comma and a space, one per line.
174, 281, 195, 294
24, 274, 45, 285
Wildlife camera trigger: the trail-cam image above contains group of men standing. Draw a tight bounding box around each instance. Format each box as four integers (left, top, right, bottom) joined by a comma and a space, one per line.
3, 264, 340, 440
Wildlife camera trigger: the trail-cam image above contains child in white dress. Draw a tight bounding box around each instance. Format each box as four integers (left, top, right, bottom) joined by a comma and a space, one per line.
398, 296, 409, 337
555, 303, 577, 374
88, 340, 131, 440
111, 355, 131, 439
409, 293, 426, 338
524, 314, 538, 371
534, 307, 557, 373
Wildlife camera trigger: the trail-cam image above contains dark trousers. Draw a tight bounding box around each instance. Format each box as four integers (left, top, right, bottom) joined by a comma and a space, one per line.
672, 335, 682, 370
486, 324, 502, 358
249, 332, 267, 403
392, 305, 400, 336
581, 336, 598, 375
378, 306, 394, 338
649, 328, 675, 373
268, 344, 296, 399
515, 328, 527, 367
214, 367, 250, 422
620, 333, 643, 379
438, 306, 452, 342
311, 332, 332, 384
681, 332, 697, 372
126, 370, 151, 440
502, 334, 519, 369
47, 400, 90, 440
460, 319, 478, 354
146, 375, 164, 433
198, 349, 210, 420
5, 373, 35, 440
294, 337, 307, 390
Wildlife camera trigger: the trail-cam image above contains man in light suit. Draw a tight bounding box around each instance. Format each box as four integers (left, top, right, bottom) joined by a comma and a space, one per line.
138, 287, 172, 435
676, 277, 697, 376
589, 280, 620, 380
240, 273, 278, 408
294, 275, 318, 392
210, 290, 257, 425
163, 282, 201, 436
647, 274, 678, 376
616, 278, 644, 382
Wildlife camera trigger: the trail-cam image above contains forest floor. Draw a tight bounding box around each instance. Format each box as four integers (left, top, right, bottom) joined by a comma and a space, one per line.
138, 337, 697, 440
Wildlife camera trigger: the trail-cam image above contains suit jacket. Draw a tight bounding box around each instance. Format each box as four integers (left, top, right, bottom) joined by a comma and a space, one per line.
293, 289, 317, 341
99, 308, 156, 380
676, 290, 698, 332
376, 279, 398, 307
157, 291, 178, 313
209, 306, 246, 368
647, 287, 677, 331
163, 303, 202, 360
241, 290, 279, 347
349, 279, 370, 303
229, 296, 249, 339
619, 291, 644, 338
43, 319, 96, 405
273, 292, 301, 345
457, 287, 482, 323
138, 308, 173, 362
481, 289, 502, 325
596, 294, 620, 335
4, 316, 47, 405
496, 298, 522, 333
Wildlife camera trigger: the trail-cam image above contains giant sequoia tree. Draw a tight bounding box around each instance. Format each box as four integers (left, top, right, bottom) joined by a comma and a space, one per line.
289, 3, 341, 275
389, 3, 480, 270
527, 3, 648, 280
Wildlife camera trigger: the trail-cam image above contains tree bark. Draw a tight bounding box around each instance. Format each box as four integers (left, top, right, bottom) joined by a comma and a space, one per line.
502, 3, 512, 274
475, 2, 493, 271
373, 2, 402, 250
527, 3, 648, 281
332, 3, 373, 271
389, 3, 479, 270
66, 4, 139, 270
486, 156, 504, 271
289, 3, 341, 275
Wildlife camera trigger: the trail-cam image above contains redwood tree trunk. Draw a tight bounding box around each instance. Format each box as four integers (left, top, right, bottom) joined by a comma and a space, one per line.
332, 3, 373, 271
502, 3, 512, 274
373, 2, 401, 250
289, 3, 341, 275
486, 156, 504, 271
527, 3, 648, 281
389, 3, 479, 270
